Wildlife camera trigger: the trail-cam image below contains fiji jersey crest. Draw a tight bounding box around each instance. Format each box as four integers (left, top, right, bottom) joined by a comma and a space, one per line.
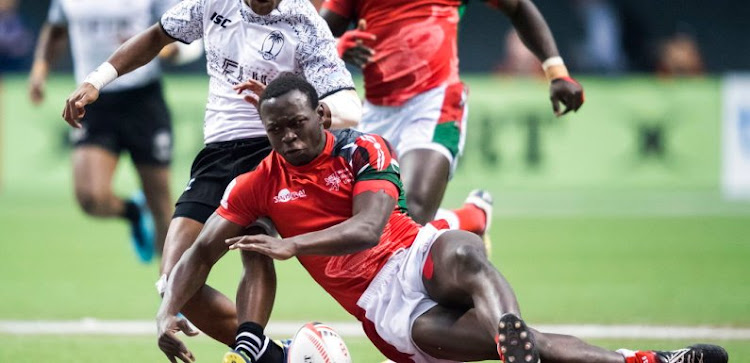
260, 30, 285, 60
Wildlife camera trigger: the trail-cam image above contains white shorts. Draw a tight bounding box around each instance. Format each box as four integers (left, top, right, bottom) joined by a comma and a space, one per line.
356, 224, 458, 363
359, 82, 469, 175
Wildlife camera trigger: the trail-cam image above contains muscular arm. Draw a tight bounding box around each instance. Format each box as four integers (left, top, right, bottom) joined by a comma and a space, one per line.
288, 189, 396, 256
108, 23, 176, 76
29, 23, 68, 104
157, 214, 246, 318
492, 0, 559, 61
230, 188, 397, 258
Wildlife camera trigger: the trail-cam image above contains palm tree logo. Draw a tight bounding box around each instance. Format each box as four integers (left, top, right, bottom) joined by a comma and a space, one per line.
260, 31, 285, 60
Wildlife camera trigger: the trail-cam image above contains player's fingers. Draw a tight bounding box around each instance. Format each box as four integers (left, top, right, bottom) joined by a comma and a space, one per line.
550, 96, 561, 117
66, 99, 83, 128
357, 19, 367, 31
177, 351, 195, 363
177, 319, 199, 337
164, 352, 178, 363
244, 94, 260, 109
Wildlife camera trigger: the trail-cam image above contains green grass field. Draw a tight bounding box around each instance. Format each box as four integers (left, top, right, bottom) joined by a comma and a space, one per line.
1, 74, 749, 361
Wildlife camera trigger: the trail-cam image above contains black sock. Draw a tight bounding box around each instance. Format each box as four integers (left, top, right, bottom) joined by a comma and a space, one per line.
233, 322, 285, 363
122, 200, 140, 224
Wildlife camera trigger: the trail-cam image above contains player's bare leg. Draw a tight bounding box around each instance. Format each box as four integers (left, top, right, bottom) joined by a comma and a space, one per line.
413, 230, 637, 362
413, 306, 623, 362
225, 248, 287, 363
399, 149, 450, 224
160, 216, 238, 345
72, 146, 122, 217
135, 164, 172, 255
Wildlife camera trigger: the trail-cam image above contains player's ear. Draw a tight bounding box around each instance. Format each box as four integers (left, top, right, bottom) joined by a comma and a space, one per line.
317, 102, 332, 129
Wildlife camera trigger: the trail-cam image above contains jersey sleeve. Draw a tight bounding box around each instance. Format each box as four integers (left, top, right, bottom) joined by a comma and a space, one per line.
47, 0, 67, 25
350, 134, 402, 190
216, 171, 267, 227
295, 9, 355, 98
321, 0, 354, 19
160, 0, 206, 44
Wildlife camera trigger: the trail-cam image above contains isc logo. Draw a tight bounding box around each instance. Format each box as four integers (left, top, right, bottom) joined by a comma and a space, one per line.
210, 12, 232, 28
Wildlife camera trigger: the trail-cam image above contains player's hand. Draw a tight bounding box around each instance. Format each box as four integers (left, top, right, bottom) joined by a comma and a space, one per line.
29, 61, 48, 105
233, 78, 266, 109
29, 76, 45, 105
62, 83, 100, 128
157, 314, 199, 363
338, 19, 376, 68
226, 234, 296, 260
549, 76, 584, 117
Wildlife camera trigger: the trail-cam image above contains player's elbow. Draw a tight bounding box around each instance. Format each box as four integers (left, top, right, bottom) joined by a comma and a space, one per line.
321, 89, 361, 129
353, 221, 382, 250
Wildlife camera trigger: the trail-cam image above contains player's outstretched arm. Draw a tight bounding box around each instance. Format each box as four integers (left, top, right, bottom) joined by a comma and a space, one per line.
227, 188, 396, 258
490, 0, 584, 115
29, 23, 67, 105
61, 24, 175, 128
156, 213, 245, 362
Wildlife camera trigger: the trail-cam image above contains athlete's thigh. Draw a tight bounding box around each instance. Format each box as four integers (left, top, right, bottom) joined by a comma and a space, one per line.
72, 146, 119, 196
412, 305, 497, 361
160, 216, 205, 276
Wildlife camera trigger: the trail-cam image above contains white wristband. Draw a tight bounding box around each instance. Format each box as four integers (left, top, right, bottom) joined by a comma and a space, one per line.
541, 56, 565, 72
83, 62, 118, 90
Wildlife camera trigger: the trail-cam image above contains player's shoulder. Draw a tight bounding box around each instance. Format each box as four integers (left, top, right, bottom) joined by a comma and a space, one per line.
331, 129, 396, 171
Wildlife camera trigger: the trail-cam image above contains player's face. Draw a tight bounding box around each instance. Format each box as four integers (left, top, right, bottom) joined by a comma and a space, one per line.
246, 0, 281, 15
261, 90, 326, 166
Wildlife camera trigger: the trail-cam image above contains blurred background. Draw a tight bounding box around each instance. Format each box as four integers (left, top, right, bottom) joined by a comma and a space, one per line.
1, 0, 749, 362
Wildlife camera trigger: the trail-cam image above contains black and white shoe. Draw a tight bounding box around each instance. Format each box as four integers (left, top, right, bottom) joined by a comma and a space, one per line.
655, 344, 728, 363
495, 313, 539, 363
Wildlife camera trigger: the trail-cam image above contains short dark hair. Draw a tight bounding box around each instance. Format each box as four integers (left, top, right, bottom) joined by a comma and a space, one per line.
259, 72, 319, 110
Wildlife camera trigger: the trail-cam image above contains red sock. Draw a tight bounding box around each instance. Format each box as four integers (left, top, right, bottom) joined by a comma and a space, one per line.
622, 350, 658, 363
452, 204, 486, 234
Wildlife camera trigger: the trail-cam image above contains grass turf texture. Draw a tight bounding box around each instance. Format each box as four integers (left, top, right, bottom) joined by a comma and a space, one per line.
1, 336, 748, 362
1, 74, 749, 360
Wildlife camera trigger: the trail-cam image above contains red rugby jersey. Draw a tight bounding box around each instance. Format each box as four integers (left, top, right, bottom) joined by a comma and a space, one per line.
217, 129, 420, 315
322, 0, 463, 106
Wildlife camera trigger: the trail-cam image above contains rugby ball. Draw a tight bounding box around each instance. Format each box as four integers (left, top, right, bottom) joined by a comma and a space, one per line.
286, 322, 352, 363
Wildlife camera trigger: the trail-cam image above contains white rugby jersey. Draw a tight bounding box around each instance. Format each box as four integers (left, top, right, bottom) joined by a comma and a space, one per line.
47, 0, 177, 92
160, 0, 354, 143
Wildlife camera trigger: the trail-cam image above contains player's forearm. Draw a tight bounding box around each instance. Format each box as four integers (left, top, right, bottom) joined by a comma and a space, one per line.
31, 24, 67, 78
287, 215, 382, 256
503, 0, 560, 61
106, 24, 174, 77
159, 247, 214, 317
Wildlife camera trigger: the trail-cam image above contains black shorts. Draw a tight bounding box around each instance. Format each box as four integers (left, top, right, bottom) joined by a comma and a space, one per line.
174, 137, 272, 223
71, 81, 173, 166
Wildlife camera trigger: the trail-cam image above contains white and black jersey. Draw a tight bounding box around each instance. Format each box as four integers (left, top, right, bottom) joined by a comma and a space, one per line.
47, 0, 178, 92
160, 0, 355, 143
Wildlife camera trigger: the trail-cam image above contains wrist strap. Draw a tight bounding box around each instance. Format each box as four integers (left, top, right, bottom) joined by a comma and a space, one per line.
83, 62, 118, 90
542, 56, 569, 82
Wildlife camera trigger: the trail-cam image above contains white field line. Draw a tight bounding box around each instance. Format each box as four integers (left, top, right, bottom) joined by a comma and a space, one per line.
1, 320, 750, 340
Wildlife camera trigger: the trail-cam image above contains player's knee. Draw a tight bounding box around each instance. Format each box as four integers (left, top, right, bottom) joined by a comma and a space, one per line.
450, 243, 487, 275
74, 190, 103, 215
407, 197, 436, 225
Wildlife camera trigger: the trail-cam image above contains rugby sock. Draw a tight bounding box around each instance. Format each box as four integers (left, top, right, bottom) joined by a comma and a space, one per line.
122, 199, 140, 224
233, 322, 285, 363
617, 348, 658, 363
452, 204, 487, 234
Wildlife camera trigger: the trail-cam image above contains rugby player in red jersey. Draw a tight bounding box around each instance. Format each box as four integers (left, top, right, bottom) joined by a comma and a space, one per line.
156, 74, 727, 363
319, 0, 586, 250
